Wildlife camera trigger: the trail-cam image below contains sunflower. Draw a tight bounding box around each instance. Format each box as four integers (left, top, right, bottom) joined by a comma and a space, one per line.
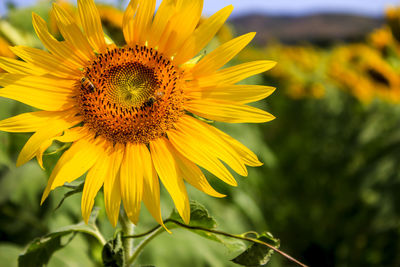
97, 4, 124, 30
0, 0, 275, 227
368, 26, 395, 51
385, 6, 400, 43
328, 44, 400, 103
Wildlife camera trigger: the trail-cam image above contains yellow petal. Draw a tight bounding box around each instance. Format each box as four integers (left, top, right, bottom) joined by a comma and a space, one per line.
0, 56, 47, 75
120, 143, 144, 224
32, 13, 85, 68
0, 74, 75, 111
135, 0, 156, 45
41, 137, 102, 204
17, 112, 80, 167
173, 5, 233, 65
167, 128, 237, 186
202, 124, 262, 167
52, 3, 95, 62
103, 144, 124, 227
55, 127, 87, 143
18, 131, 58, 168
147, 0, 176, 48
0, 110, 72, 132
191, 32, 255, 78
0, 110, 79, 167
169, 144, 225, 198
0, 73, 74, 90
176, 115, 247, 176
122, 0, 139, 46
158, 0, 203, 57
138, 144, 167, 229
185, 99, 276, 123
186, 85, 276, 104
36, 138, 54, 169
188, 61, 276, 88
10, 46, 80, 77
81, 146, 109, 224
36, 128, 88, 169
150, 137, 190, 224
77, 0, 107, 53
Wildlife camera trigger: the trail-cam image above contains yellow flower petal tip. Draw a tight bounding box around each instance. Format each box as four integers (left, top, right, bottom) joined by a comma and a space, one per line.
40, 191, 49, 206
162, 223, 172, 234
262, 60, 277, 71
0, 0, 276, 227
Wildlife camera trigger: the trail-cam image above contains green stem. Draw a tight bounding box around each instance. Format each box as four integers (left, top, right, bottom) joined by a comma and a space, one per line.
126, 226, 165, 266
123, 219, 308, 267
168, 220, 308, 267
119, 210, 135, 266
77, 227, 107, 246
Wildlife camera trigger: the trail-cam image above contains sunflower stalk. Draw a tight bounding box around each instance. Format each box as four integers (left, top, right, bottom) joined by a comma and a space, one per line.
119, 209, 135, 266
127, 226, 165, 266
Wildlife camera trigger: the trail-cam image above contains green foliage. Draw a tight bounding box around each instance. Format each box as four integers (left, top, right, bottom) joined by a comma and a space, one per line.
18, 231, 75, 267
168, 201, 245, 252
232, 233, 280, 267
0, 243, 22, 267
1, 2, 400, 267
4, 1, 50, 35
251, 86, 400, 266
18, 209, 105, 267
156, 202, 281, 266
102, 232, 124, 267
53, 182, 85, 211
169, 201, 216, 229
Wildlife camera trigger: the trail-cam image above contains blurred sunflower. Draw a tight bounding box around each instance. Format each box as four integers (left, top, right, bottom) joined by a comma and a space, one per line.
368, 7, 400, 56
97, 4, 123, 30
0, 0, 275, 226
0, 37, 14, 58
385, 6, 400, 43
0, 37, 15, 72
270, 45, 326, 99
368, 26, 395, 51
242, 43, 326, 99
329, 44, 400, 103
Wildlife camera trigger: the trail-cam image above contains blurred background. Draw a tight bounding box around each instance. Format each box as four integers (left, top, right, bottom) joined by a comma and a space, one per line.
1, 0, 400, 266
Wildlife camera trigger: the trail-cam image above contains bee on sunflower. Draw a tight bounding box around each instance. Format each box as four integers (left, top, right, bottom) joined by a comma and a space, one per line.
0, 0, 276, 228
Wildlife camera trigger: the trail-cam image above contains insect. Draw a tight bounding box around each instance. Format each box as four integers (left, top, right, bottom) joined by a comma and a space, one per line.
145, 91, 165, 107
80, 77, 96, 92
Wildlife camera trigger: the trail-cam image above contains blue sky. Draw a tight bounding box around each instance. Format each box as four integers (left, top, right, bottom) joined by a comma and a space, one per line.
1, 0, 400, 17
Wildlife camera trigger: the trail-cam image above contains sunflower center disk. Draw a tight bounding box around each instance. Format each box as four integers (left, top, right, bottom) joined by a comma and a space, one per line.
108, 62, 158, 108
77, 46, 184, 144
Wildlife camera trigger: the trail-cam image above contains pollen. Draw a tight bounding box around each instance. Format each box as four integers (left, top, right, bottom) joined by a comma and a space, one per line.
76, 45, 185, 144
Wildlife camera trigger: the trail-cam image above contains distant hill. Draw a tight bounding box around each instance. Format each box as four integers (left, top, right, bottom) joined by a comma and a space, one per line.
230, 14, 384, 46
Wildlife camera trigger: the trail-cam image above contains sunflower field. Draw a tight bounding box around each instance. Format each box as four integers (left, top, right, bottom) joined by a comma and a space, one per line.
1, 1, 400, 267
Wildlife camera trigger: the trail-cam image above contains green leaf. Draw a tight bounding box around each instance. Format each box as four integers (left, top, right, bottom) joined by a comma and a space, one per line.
18, 208, 105, 267
51, 207, 106, 245
169, 201, 216, 229
231, 232, 280, 266
54, 181, 85, 211
18, 232, 75, 267
102, 232, 124, 267
167, 201, 245, 252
